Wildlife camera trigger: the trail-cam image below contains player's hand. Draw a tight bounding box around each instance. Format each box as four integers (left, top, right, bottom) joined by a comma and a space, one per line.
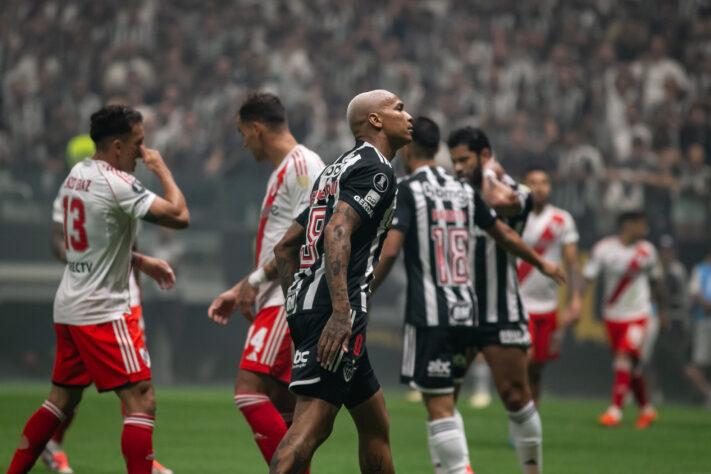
317, 310, 351, 368
563, 294, 582, 326
483, 158, 505, 179
141, 147, 168, 175
540, 260, 566, 285
207, 288, 239, 325
139, 255, 175, 290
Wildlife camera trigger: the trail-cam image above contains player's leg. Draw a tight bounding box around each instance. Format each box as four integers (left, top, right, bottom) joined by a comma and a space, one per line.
8, 385, 84, 474
348, 388, 395, 474
483, 345, 542, 474
115, 380, 156, 474
269, 395, 339, 474
42, 405, 77, 473
234, 306, 294, 465
684, 319, 711, 406
527, 312, 559, 405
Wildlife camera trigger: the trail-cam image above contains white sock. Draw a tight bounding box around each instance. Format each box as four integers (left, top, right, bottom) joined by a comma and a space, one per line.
508, 401, 542, 474
428, 417, 471, 474
473, 358, 491, 395
453, 409, 471, 461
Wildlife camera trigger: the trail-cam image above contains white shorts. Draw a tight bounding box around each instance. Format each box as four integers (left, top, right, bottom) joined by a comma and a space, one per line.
691, 319, 711, 367
640, 315, 659, 364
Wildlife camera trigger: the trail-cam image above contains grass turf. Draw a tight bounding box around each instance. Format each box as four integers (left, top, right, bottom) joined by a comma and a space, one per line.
1, 383, 710, 473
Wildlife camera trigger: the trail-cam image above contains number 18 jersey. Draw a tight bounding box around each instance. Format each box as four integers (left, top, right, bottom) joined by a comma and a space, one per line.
52, 158, 157, 325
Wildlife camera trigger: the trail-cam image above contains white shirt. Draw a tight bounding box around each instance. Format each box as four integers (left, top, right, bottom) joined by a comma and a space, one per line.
518, 205, 579, 314
254, 145, 325, 311
583, 236, 662, 322
52, 158, 156, 325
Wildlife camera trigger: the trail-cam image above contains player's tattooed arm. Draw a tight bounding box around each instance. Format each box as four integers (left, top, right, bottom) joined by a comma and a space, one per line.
487, 220, 566, 285
319, 201, 361, 367
50, 222, 67, 263
274, 220, 306, 297
370, 229, 405, 294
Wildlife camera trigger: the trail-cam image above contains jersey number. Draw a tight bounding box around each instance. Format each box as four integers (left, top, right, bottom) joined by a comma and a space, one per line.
63, 197, 88, 252
431, 227, 468, 285
300, 206, 327, 269
245, 326, 268, 362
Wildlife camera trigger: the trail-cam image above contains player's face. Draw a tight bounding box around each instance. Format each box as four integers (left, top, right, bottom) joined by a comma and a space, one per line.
449, 145, 481, 184
525, 170, 551, 206
380, 96, 413, 148
117, 123, 144, 173
237, 117, 266, 161
626, 218, 648, 241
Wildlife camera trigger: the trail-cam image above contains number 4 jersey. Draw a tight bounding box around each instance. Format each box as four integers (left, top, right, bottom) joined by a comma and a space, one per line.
52, 158, 157, 325
392, 165, 497, 327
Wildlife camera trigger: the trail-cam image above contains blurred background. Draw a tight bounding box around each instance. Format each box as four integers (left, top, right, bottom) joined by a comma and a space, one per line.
1, 0, 710, 405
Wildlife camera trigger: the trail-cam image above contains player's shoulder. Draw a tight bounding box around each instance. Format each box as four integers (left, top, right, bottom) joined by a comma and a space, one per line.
638, 239, 658, 256
593, 236, 618, 253
549, 205, 574, 221
293, 145, 325, 170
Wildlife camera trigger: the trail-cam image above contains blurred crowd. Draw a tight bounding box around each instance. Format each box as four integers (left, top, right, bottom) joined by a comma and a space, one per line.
2, 0, 711, 257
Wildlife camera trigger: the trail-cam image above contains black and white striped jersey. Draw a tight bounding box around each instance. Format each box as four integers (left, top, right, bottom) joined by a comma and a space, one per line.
285, 141, 397, 316
392, 166, 497, 327
473, 174, 533, 325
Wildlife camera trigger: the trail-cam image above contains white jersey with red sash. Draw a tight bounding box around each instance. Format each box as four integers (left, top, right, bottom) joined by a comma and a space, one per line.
518, 205, 579, 314
583, 237, 662, 322
254, 145, 325, 312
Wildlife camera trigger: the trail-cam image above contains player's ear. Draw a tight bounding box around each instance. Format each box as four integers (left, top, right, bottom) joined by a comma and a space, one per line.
368, 112, 383, 131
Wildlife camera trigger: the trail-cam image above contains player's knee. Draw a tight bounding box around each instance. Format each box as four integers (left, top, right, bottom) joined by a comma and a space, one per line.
499, 382, 527, 411
48, 385, 83, 413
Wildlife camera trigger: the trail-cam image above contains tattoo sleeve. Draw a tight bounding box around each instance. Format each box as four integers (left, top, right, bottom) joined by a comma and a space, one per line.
274, 221, 305, 297
324, 202, 361, 313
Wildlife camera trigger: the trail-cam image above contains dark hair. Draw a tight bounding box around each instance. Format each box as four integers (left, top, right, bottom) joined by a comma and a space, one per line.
410, 116, 440, 157
617, 210, 646, 228
447, 126, 491, 155
524, 165, 549, 177
238, 92, 287, 129
90, 105, 143, 150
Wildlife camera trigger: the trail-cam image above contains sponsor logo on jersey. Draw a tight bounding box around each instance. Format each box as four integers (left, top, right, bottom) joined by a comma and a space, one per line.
68, 261, 93, 273
452, 353, 467, 369
293, 350, 310, 368
63, 177, 92, 192
427, 359, 451, 378
421, 182, 468, 206
139, 347, 151, 368
310, 181, 338, 204
270, 204, 280, 216
373, 173, 389, 192
353, 194, 375, 217
297, 175, 310, 190
499, 329, 531, 345
132, 179, 145, 194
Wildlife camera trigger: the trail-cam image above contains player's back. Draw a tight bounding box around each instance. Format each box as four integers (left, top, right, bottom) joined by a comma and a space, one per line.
54, 158, 156, 325
395, 166, 477, 327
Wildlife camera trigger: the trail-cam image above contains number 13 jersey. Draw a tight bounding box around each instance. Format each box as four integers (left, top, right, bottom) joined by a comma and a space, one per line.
52, 158, 157, 325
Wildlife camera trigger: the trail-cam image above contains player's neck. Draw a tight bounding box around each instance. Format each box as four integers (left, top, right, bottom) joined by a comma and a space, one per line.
532, 202, 547, 214
356, 133, 397, 160
265, 132, 299, 169
94, 152, 117, 169
618, 233, 638, 246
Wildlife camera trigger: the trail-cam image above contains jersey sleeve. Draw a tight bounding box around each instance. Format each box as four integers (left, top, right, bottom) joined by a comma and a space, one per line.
561, 211, 580, 244
51, 193, 63, 224
339, 161, 396, 224
473, 190, 497, 230
107, 172, 157, 219
647, 245, 663, 280
503, 174, 532, 216
391, 181, 414, 233
287, 152, 325, 219
582, 241, 603, 280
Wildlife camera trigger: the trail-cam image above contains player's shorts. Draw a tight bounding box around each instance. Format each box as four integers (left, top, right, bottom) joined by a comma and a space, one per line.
239, 306, 292, 384
127, 305, 147, 344
52, 315, 152, 392
400, 323, 470, 394
528, 311, 560, 363
691, 318, 711, 367
604, 317, 648, 358
287, 310, 380, 409
469, 318, 531, 349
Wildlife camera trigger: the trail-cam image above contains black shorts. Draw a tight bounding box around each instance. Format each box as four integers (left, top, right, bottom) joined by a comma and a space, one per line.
469, 318, 531, 349
400, 324, 471, 394
287, 310, 380, 409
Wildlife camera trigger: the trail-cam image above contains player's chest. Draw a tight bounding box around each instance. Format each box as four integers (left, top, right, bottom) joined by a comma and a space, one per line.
603, 247, 652, 276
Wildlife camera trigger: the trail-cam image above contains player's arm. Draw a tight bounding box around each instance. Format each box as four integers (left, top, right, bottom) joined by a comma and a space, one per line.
140, 148, 190, 229
371, 229, 405, 294
50, 222, 67, 263
562, 242, 584, 325
318, 200, 361, 368
486, 220, 566, 285
207, 260, 280, 325
131, 252, 175, 290
481, 161, 522, 217
274, 220, 306, 297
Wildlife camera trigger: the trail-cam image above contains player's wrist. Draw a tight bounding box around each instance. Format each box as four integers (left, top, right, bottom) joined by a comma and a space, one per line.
248, 267, 267, 287
483, 169, 497, 181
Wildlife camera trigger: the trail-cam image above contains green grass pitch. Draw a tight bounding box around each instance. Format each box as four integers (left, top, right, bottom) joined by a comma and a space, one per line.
1, 383, 710, 473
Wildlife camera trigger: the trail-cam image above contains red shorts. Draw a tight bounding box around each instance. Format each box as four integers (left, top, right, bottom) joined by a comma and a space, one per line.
239, 306, 292, 384
604, 317, 648, 358
52, 312, 152, 392
127, 305, 147, 344
528, 311, 560, 363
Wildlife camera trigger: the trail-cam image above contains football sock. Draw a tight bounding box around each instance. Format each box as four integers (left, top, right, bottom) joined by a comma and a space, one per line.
508, 401, 542, 474
453, 409, 472, 466
427, 416, 471, 474
8, 400, 66, 473
122, 414, 154, 474
235, 392, 288, 466
612, 369, 631, 409
50, 407, 76, 445
630, 370, 649, 408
